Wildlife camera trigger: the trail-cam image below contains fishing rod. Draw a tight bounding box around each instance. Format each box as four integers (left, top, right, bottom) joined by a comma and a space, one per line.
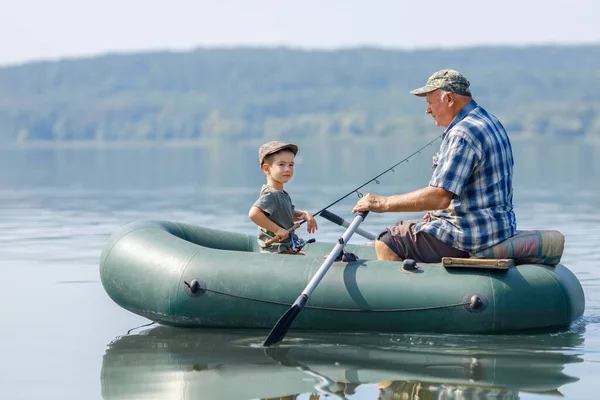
264, 134, 443, 246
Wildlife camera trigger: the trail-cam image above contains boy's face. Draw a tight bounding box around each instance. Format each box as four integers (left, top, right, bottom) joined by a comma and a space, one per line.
262, 150, 295, 184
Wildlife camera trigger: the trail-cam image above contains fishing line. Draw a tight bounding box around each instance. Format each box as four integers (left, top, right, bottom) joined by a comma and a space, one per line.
297, 134, 443, 228
266, 134, 442, 243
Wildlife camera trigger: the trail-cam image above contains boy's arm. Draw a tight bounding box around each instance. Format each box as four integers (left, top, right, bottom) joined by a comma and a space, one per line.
249, 206, 289, 241
293, 209, 304, 220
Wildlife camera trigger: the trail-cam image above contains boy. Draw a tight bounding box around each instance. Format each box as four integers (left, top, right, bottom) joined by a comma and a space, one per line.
249, 141, 318, 254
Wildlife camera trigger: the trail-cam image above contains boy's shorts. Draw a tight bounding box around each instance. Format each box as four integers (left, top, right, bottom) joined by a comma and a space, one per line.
377, 220, 468, 263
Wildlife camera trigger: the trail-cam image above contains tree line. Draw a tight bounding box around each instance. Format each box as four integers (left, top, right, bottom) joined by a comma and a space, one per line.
0, 45, 599, 145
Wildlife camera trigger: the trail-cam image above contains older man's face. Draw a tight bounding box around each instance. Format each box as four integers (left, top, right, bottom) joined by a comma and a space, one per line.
425, 90, 454, 128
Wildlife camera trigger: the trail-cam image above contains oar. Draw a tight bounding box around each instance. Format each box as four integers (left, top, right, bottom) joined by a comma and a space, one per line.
320, 209, 376, 240
263, 211, 369, 347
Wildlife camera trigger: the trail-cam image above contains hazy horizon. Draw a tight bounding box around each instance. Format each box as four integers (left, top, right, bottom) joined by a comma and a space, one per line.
1, 0, 598, 66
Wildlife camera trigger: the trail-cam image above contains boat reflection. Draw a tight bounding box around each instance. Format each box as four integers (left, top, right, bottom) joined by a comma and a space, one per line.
100, 325, 584, 399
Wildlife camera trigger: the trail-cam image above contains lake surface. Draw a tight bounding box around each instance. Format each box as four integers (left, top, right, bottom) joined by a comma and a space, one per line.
1, 136, 599, 399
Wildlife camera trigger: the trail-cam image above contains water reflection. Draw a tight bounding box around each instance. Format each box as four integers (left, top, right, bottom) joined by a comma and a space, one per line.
100, 325, 584, 400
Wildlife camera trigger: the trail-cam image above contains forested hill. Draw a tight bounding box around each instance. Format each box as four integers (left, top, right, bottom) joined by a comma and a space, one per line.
0, 45, 599, 145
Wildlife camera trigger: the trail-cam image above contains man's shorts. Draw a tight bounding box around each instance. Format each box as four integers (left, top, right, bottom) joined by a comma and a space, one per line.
377, 220, 469, 263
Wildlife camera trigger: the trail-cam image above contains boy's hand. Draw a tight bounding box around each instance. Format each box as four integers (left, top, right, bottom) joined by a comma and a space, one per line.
303, 212, 318, 234
274, 227, 289, 241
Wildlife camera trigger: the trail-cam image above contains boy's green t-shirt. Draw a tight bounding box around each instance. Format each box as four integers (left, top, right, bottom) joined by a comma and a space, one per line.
253, 184, 296, 253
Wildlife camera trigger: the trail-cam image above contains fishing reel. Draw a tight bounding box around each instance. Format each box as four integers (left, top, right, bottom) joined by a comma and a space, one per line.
291, 236, 316, 252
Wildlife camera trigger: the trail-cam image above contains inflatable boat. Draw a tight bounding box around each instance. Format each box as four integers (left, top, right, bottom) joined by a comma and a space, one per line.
99, 218, 585, 335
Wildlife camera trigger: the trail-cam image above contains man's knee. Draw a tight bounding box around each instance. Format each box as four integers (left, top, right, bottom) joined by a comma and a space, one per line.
375, 239, 402, 261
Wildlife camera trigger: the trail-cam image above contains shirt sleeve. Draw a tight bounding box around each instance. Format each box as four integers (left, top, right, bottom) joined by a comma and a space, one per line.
429, 133, 479, 196
253, 191, 276, 216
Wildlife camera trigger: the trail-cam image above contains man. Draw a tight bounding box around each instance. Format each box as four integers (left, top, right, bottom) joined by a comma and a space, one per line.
352, 68, 516, 262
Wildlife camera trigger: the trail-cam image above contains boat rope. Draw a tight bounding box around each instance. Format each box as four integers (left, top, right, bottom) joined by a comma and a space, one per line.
105, 321, 159, 345
194, 285, 471, 313
127, 321, 157, 334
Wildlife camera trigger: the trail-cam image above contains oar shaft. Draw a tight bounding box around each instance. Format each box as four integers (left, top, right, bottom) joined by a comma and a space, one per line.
319, 209, 376, 240
301, 212, 367, 297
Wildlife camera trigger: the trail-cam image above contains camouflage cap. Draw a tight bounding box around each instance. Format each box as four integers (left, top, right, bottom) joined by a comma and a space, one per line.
258, 141, 298, 165
409, 68, 471, 97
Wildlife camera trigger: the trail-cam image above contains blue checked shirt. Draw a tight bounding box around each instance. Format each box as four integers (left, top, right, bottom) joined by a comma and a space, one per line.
414, 100, 517, 253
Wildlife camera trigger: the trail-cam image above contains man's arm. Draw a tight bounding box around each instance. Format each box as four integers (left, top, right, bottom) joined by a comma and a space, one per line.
351, 185, 453, 213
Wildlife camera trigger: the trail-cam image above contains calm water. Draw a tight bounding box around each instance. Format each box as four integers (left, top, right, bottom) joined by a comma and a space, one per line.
1, 137, 600, 399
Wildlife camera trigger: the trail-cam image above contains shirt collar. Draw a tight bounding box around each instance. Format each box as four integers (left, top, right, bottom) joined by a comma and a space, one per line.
443, 99, 478, 137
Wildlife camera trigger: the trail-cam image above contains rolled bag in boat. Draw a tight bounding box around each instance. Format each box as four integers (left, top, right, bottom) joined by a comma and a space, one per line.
99, 220, 585, 333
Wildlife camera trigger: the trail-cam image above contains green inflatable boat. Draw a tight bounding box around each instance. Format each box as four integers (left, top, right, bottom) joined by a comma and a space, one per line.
99, 219, 585, 334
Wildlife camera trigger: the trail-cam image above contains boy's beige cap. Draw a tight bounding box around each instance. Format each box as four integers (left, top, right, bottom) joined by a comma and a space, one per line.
258, 141, 298, 165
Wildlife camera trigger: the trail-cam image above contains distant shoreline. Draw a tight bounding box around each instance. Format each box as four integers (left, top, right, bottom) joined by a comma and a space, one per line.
0, 134, 597, 150
2, 43, 600, 70
1, 46, 598, 145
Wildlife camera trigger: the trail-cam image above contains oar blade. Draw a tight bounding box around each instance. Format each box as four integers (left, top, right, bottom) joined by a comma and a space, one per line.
263, 295, 307, 347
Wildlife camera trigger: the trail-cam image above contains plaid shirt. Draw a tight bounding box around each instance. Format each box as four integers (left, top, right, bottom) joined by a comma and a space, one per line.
414, 100, 517, 252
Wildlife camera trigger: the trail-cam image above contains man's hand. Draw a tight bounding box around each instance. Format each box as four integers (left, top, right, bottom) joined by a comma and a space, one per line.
351, 193, 388, 213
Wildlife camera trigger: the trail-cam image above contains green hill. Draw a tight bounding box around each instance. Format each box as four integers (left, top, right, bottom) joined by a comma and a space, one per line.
0, 45, 599, 145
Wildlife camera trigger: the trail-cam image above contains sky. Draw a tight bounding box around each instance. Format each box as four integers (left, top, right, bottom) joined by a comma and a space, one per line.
0, 0, 598, 66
